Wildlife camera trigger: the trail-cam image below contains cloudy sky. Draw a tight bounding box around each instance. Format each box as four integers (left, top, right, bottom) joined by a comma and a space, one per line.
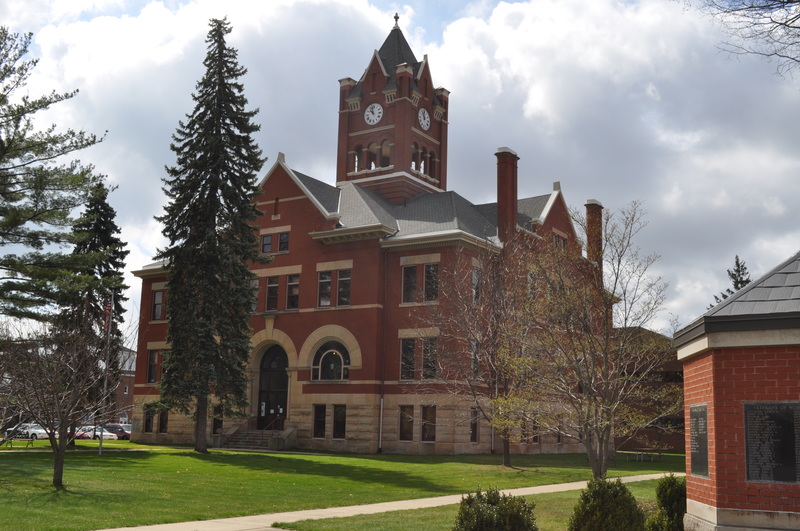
4, 0, 799, 341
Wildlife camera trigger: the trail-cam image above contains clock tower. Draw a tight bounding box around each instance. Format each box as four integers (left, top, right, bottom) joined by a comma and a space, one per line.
336, 15, 449, 204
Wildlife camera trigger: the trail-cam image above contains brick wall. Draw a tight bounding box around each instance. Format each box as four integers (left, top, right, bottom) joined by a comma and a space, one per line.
684, 346, 800, 513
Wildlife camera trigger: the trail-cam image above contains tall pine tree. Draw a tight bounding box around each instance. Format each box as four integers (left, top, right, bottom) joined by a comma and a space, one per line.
155, 18, 265, 453
69, 183, 129, 328
0, 27, 104, 319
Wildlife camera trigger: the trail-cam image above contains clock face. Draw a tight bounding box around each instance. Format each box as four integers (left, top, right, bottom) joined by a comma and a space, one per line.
418, 108, 431, 130
364, 103, 383, 125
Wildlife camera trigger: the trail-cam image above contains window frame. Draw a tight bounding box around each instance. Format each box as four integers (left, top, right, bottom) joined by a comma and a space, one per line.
318, 271, 332, 307
278, 232, 290, 252
424, 263, 439, 302
421, 405, 436, 442
266, 276, 279, 311
311, 341, 351, 381
470, 407, 479, 443
333, 405, 346, 439
399, 405, 414, 441
400, 338, 415, 380
422, 337, 437, 379
337, 269, 351, 306
402, 265, 417, 303
287, 274, 300, 310
146, 350, 159, 384
261, 234, 273, 253
158, 411, 169, 434
313, 404, 326, 438
151, 290, 164, 321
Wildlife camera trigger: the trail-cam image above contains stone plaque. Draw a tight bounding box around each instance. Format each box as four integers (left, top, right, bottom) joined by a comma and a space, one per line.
745, 402, 800, 483
690, 404, 708, 477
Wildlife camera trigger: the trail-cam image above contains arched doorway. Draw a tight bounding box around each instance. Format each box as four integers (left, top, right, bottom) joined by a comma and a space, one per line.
257, 345, 288, 430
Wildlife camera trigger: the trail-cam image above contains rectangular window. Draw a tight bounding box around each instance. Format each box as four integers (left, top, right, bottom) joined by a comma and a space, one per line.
422, 338, 437, 379
144, 410, 154, 433
158, 411, 169, 434
261, 234, 273, 253
337, 269, 351, 306
250, 279, 259, 312
421, 405, 436, 442
313, 404, 326, 438
147, 350, 159, 383
400, 338, 415, 380
399, 405, 414, 441
402, 265, 417, 303
318, 271, 332, 307
151, 290, 164, 320
287, 274, 300, 309
424, 263, 439, 302
266, 276, 279, 311
278, 232, 290, 252
470, 407, 479, 443
333, 405, 346, 439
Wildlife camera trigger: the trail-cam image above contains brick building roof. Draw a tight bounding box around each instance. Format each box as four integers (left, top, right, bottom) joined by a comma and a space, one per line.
674, 249, 800, 348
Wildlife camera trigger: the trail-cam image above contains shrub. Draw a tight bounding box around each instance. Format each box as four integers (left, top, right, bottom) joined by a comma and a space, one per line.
567, 477, 645, 531
645, 474, 686, 531
453, 487, 537, 531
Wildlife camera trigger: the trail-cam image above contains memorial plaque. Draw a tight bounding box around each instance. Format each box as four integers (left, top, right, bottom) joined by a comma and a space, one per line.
690, 404, 708, 477
744, 402, 800, 483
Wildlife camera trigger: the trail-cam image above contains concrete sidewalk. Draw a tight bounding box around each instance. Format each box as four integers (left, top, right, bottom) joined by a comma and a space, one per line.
103, 473, 678, 531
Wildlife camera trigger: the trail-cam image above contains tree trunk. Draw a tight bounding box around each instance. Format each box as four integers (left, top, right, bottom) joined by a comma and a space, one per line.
502, 436, 512, 467
51, 435, 66, 487
194, 394, 209, 453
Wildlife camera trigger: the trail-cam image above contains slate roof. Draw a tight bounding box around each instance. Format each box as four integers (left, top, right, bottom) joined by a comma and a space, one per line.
349, 23, 444, 109
290, 168, 553, 245
674, 249, 800, 347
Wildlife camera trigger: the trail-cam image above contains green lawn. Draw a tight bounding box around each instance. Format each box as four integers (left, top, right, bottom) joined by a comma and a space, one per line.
279, 480, 663, 531
0, 442, 683, 531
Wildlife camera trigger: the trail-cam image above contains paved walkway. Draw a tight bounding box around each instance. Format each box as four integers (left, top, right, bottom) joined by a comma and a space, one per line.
103, 473, 679, 531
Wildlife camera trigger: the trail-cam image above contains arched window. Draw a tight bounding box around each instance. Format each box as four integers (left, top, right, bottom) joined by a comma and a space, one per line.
411, 142, 420, 171
352, 145, 363, 172
312, 341, 350, 380
366, 142, 378, 170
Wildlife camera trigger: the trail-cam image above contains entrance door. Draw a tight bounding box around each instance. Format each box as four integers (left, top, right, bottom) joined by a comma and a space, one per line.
257, 345, 289, 430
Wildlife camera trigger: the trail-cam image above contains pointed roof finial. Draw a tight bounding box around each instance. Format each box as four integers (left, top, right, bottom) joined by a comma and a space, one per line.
393, 13, 399, 29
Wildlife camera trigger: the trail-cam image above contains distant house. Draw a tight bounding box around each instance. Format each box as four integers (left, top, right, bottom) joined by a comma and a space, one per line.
675, 250, 800, 531
131, 18, 600, 454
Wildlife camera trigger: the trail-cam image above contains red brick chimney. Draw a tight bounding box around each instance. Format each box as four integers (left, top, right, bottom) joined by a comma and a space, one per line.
495, 147, 519, 243
585, 199, 603, 269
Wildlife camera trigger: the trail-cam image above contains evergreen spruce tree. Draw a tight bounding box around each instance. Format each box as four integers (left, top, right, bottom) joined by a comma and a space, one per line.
155, 18, 265, 453
63, 182, 129, 432
69, 183, 129, 328
0, 27, 104, 319
710, 255, 751, 307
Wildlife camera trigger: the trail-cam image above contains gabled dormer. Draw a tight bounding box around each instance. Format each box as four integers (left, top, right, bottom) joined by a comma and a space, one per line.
336, 15, 449, 204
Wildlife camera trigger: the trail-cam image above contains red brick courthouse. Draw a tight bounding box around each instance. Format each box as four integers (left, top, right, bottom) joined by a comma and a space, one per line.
675, 250, 800, 531
131, 19, 594, 454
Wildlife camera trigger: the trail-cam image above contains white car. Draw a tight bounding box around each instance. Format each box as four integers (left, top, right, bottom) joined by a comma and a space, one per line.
78, 426, 118, 440
7, 423, 48, 440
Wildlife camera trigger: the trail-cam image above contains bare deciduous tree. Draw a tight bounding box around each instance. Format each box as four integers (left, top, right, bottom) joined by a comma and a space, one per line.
0, 306, 118, 487
694, 0, 800, 75
506, 201, 681, 478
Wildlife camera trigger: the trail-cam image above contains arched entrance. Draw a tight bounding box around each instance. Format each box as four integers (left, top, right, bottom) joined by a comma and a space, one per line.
257, 345, 288, 430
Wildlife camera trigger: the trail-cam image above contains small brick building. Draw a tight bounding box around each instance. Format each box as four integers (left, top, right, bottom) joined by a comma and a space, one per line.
675, 250, 800, 530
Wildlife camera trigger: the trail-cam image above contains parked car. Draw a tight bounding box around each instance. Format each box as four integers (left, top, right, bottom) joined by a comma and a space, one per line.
6, 423, 48, 440
78, 426, 118, 440
103, 424, 131, 440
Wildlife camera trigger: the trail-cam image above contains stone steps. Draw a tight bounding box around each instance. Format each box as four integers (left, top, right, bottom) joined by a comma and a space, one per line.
223, 430, 282, 450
